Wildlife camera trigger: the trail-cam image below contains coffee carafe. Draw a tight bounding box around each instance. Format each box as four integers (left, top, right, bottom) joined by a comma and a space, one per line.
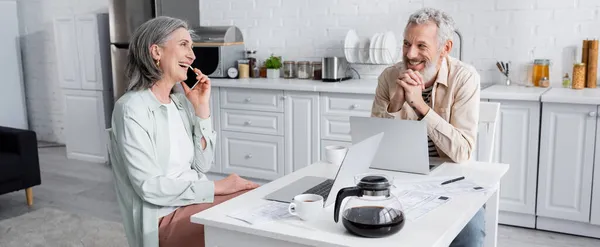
333, 174, 405, 238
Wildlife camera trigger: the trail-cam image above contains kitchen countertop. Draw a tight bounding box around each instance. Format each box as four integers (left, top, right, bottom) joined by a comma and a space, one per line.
541, 87, 600, 105
210, 78, 377, 94
480, 84, 550, 101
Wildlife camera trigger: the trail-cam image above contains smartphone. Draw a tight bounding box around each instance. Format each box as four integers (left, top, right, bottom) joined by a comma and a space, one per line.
183, 67, 199, 89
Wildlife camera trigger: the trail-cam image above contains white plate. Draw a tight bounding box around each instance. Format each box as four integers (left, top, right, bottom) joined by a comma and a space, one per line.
358, 37, 370, 63
381, 31, 397, 64
369, 33, 380, 64
375, 33, 385, 64
344, 29, 359, 63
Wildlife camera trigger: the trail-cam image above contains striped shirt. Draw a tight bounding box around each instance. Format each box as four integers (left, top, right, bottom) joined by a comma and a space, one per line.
422, 86, 439, 157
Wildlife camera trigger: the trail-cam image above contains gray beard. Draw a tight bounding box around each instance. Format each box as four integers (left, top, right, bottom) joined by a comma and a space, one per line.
405, 54, 440, 84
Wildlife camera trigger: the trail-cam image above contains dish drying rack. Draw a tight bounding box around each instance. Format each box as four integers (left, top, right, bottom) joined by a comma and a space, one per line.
343, 47, 402, 65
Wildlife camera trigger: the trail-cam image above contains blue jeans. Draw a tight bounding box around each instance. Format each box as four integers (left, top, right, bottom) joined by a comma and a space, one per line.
450, 207, 486, 247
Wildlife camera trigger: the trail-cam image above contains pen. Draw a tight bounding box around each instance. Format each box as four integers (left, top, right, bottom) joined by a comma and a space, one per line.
441, 176, 465, 185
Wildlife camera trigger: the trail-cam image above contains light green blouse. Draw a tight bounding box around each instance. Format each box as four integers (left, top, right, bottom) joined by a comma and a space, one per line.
107, 88, 216, 247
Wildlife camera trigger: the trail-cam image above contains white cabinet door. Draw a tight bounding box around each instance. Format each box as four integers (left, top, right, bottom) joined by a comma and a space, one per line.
75, 15, 105, 90
0, 0, 28, 129
53, 17, 81, 89
209, 88, 221, 173
591, 105, 600, 226
490, 100, 540, 216
284, 92, 319, 174
221, 131, 284, 180
537, 103, 596, 223
63, 89, 108, 163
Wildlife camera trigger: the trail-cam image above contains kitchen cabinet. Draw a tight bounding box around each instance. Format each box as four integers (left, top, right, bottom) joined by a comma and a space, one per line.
491, 100, 540, 227
53, 13, 113, 163
592, 107, 600, 226
53, 14, 112, 91
480, 85, 549, 228
535, 88, 600, 238
537, 103, 595, 223
63, 89, 112, 163
220, 131, 284, 180
284, 92, 319, 174
212, 84, 374, 181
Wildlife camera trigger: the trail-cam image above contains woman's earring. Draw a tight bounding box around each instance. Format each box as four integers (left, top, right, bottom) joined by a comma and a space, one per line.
156, 60, 160, 67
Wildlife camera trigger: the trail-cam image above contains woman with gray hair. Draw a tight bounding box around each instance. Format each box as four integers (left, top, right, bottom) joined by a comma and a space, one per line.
109, 16, 259, 247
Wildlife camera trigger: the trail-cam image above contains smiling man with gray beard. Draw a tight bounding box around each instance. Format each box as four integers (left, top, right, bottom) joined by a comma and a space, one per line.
370, 7, 483, 247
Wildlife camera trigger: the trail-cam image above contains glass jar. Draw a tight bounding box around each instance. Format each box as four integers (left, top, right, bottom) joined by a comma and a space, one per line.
572, 63, 586, 89
283, 61, 296, 78
532, 59, 550, 87
237, 59, 249, 79
297, 61, 311, 79
246, 50, 259, 78
311, 61, 322, 80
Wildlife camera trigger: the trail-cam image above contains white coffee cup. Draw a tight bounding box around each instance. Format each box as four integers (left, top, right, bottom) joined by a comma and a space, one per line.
325, 145, 348, 166
288, 194, 324, 221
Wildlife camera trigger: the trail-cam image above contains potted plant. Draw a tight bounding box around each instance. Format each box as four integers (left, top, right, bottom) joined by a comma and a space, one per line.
264, 54, 282, 79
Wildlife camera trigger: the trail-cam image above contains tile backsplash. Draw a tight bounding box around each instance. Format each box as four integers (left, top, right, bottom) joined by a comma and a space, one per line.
201, 0, 600, 84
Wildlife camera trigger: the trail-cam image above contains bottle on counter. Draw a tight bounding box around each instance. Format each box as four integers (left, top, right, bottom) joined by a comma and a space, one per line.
562, 73, 571, 88
246, 50, 259, 78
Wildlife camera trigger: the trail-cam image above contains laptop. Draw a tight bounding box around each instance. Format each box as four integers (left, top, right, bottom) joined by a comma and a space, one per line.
349, 116, 446, 174
264, 132, 384, 207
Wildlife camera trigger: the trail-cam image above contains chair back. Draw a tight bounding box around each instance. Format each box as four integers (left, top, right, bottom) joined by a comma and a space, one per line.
475, 102, 501, 163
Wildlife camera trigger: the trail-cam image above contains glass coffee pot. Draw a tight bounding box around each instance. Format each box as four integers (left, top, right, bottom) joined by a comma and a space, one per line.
333, 174, 405, 238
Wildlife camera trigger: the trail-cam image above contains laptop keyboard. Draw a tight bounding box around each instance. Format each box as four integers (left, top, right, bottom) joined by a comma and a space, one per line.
304, 179, 334, 199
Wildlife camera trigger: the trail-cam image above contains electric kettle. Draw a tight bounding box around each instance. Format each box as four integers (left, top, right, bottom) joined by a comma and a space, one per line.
333, 174, 405, 238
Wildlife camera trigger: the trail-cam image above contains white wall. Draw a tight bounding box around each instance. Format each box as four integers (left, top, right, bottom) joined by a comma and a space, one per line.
16, 0, 108, 143
201, 0, 600, 83
16, 0, 600, 142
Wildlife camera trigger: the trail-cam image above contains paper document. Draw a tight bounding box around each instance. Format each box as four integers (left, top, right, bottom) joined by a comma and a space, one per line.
394, 177, 487, 196
227, 201, 292, 225
395, 190, 451, 221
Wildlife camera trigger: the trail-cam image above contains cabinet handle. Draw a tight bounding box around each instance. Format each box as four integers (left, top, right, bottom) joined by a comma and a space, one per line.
351, 104, 359, 109
244, 98, 252, 103
244, 121, 252, 126
589, 112, 597, 117
281, 96, 287, 100
245, 154, 253, 159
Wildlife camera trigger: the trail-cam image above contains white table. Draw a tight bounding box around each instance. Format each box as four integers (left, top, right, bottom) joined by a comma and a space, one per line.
191, 161, 509, 247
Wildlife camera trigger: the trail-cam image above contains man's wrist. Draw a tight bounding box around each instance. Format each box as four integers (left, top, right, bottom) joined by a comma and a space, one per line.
412, 101, 430, 119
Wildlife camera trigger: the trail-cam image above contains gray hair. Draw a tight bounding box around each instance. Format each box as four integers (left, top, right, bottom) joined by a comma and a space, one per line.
125, 16, 190, 91
405, 8, 455, 50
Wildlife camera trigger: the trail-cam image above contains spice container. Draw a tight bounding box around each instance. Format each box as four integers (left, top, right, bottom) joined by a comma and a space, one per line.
238, 60, 249, 78
312, 61, 322, 80
246, 50, 259, 78
532, 59, 550, 87
283, 61, 296, 78
297, 61, 311, 79
572, 63, 586, 89
539, 77, 549, 88
259, 66, 267, 78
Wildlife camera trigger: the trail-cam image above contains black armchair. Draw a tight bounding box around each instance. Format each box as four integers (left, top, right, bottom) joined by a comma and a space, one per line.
0, 126, 41, 206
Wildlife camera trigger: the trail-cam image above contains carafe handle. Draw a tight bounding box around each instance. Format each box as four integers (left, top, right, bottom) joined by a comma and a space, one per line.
333, 187, 362, 223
